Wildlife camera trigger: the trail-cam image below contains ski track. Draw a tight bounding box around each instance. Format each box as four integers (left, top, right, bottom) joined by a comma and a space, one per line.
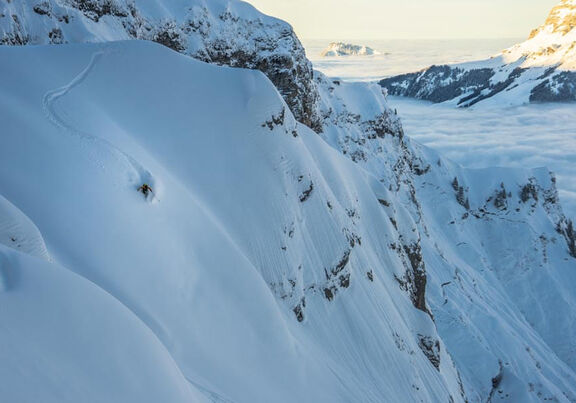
42, 48, 156, 197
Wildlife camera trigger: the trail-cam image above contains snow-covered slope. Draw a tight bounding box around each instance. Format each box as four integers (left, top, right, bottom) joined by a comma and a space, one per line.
1, 40, 576, 402
380, 0, 576, 106
2, 0, 576, 401
0, 0, 322, 131
321, 42, 377, 57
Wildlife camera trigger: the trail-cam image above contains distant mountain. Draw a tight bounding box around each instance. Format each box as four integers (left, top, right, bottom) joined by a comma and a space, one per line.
380, 0, 576, 106
321, 42, 377, 56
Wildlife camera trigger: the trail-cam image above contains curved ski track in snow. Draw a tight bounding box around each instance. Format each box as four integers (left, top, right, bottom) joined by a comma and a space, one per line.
42, 49, 156, 199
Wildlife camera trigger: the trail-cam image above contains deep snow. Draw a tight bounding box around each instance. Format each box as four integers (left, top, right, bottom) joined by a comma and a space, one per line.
0, 40, 575, 402
0, 0, 575, 402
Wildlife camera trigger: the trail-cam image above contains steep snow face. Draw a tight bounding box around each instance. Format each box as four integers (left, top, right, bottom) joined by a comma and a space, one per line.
321, 42, 377, 57
0, 0, 322, 131
0, 246, 206, 403
380, 0, 576, 106
2, 40, 576, 402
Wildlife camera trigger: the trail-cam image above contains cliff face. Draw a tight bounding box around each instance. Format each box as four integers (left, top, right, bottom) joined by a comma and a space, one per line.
380, 0, 576, 106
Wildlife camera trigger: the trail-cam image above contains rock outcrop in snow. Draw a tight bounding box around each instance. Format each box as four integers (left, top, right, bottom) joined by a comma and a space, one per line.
321, 42, 377, 57
1, 1, 576, 402
380, 0, 576, 106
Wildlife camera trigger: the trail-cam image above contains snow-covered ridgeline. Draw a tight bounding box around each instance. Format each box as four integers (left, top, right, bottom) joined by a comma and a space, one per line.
0, 0, 323, 131
380, 0, 576, 106
0, 1, 576, 402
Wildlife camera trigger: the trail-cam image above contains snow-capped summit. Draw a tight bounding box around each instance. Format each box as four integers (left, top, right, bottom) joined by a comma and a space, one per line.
529, 0, 576, 38
505, 0, 576, 70
321, 42, 377, 57
380, 0, 576, 106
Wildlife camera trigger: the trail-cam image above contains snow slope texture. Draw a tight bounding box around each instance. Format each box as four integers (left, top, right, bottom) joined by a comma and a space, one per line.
0, 0, 323, 131
1, 40, 576, 402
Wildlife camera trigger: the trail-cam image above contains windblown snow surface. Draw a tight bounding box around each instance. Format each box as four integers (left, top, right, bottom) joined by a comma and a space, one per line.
0, 1, 575, 402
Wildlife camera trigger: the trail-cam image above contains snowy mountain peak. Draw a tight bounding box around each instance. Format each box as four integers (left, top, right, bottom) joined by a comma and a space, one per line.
529, 0, 576, 38
503, 0, 576, 70
381, 0, 576, 105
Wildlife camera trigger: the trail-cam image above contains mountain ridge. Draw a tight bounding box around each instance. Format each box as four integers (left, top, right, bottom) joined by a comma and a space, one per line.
380, 0, 576, 106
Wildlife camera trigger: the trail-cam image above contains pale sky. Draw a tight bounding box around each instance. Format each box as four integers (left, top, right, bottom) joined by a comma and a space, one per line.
248, 0, 560, 40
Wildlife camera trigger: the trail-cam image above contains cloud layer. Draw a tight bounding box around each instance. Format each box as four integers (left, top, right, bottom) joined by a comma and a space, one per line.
389, 97, 576, 219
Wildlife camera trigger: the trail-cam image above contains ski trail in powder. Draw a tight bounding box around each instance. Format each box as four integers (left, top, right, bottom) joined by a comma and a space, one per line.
42, 48, 156, 198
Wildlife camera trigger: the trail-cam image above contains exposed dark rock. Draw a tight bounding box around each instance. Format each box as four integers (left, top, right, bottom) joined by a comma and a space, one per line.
456, 186, 470, 210
324, 287, 334, 301
396, 242, 430, 315
152, 22, 185, 52
299, 182, 314, 202
293, 298, 305, 322
417, 334, 441, 370
321, 249, 352, 301
48, 28, 64, 44
363, 110, 404, 140
343, 228, 361, 248
33, 2, 51, 16
563, 219, 576, 258
452, 177, 460, 192
520, 182, 539, 203
262, 108, 286, 130
0, 14, 29, 45
66, 0, 129, 22
488, 360, 504, 402
367, 270, 374, 282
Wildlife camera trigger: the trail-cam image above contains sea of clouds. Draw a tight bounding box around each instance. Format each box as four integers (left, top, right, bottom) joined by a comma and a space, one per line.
389, 98, 576, 219
305, 39, 576, 219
